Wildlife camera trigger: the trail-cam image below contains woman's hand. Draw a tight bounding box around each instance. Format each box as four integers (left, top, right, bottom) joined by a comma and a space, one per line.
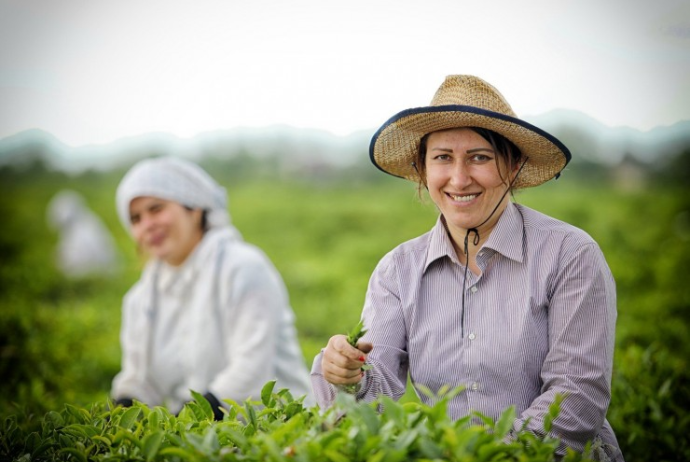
321, 334, 373, 385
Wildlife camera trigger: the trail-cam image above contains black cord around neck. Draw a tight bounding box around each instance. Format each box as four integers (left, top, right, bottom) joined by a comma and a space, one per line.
459, 158, 529, 336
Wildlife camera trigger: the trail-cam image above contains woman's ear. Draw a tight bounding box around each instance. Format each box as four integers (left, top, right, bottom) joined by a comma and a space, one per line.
502, 157, 521, 186
188, 208, 205, 231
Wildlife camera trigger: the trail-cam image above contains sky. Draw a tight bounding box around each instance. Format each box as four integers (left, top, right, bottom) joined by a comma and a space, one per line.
1, 0, 689, 147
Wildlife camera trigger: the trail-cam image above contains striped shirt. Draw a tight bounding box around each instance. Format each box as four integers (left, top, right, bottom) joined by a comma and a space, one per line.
311, 202, 623, 460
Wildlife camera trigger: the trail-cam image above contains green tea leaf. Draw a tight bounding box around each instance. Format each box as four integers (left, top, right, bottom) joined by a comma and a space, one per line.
222, 428, 248, 448
347, 319, 368, 347
494, 405, 516, 438
379, 396, 404, 425
394, 429, 419, 451
147, 408, 159, 430
355, 402, 380, 435
64, 424, 99, 439
245, 401, 258, 431
186, 402, 208, 422
44, 411, 64, 429
159, 447, 193, 458
190, 390, 213, 421
418, 436, 443, 459
90, 435, 112, 447
59, 447, 87, 462
29, 441, 54, 459
202, 427, 220, 452
544, 394, 564, 434
117, 407, 141, 430
142, 431, 164, 461
324, 448, 351, 462
261, 380, 277, 407
23, 432, 41, 452
64, 404, 89, 424
340, 319, 373, 394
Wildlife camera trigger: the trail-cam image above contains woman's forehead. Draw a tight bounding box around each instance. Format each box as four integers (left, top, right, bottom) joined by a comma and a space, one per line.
129, 196, 175, 210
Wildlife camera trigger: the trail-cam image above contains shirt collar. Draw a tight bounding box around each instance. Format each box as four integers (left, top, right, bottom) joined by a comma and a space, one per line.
157, 250, 198, 294
425, 216, 460, 272
424, 202, 525, 272
482, 202, 525, 263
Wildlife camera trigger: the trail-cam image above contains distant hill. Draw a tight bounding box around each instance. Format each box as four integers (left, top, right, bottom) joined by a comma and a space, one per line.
0, 126, 373, 175
1, 110, 688, 175
525, 110, 690, 167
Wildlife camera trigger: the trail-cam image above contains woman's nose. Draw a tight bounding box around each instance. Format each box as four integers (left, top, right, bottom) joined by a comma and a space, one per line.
138, 213, 155, 231
449, 161, 472, 188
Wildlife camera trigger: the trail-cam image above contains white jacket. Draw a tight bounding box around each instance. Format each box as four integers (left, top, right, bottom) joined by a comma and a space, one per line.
111, 227, 313, 412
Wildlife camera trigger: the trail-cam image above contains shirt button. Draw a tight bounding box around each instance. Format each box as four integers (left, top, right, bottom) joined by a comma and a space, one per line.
468, 333, 476, 340
470, 286, 478, 293
471, 382, 479, 391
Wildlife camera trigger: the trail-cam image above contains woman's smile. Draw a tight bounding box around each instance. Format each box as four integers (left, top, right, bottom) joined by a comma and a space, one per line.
147, 231, 166, 248
447, 192, 480, 204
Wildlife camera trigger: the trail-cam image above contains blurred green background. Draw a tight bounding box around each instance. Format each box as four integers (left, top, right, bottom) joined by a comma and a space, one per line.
0, 147, 688, 460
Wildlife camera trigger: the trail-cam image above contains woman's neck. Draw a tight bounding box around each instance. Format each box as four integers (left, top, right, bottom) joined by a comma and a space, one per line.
443, 212, 503, 275
450, 233, 483, 275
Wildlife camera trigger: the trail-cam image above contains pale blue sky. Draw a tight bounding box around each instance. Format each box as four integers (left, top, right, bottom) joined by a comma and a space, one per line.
1, 0, 688, 146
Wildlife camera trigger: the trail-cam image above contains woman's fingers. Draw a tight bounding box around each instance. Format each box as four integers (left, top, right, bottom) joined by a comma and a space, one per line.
323, 362, 363, 385
322, 335, 371, 384
354, 341, 373, 354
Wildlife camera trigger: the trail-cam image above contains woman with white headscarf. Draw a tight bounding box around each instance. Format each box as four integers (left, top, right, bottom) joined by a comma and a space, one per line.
46, 189, 121, 278
111, 156, 312, 418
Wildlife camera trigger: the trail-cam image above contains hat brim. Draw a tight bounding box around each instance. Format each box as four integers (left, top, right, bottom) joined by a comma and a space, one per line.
370, 105, 571, 189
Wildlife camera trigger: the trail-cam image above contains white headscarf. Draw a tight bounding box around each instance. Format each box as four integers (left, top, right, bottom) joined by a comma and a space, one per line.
47, 189, 88, 230
116, 156, 240, 238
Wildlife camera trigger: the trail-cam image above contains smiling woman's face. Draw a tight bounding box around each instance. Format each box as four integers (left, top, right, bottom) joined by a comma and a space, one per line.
129, 196, 203, 266
424, 127, 514, 241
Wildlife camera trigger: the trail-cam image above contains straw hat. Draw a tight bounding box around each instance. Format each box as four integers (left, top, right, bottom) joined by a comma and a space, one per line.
369, 75, 571, 189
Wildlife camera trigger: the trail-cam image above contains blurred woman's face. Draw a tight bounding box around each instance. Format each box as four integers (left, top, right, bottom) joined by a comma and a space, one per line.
129, 196, 203, 266
424, 128, 513, 243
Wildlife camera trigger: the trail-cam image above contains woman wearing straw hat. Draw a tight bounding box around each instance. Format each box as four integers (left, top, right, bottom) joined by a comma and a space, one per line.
311, 75, 623, 460
111, 157, 313, 418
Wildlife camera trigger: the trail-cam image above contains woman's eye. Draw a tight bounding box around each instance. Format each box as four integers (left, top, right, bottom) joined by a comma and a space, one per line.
434, 154, 451, 161
470, 154, 492, 163
130, 214, 140, 224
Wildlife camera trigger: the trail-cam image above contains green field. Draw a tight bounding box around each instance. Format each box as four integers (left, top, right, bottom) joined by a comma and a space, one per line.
0, 164, 688, 461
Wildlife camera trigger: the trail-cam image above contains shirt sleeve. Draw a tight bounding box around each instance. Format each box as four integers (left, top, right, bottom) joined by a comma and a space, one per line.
207, 252, 284, 402
111, 282, 161, 406
310, 253, 410, 409
310, 350, 337, 409
514, 241, 617, 453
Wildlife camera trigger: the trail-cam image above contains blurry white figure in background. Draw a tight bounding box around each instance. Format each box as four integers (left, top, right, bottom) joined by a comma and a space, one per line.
46, 189, 121, 278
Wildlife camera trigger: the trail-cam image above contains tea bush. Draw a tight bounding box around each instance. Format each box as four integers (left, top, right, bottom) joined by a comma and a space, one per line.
1, 383, 598, 462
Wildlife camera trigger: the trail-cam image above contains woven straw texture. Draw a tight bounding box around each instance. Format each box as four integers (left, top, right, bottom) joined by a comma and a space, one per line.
370, 75, 570, 189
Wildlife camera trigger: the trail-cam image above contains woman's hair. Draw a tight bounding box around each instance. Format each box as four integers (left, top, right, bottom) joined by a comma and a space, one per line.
184, 206, 209, 232
415, 127, 524, 195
